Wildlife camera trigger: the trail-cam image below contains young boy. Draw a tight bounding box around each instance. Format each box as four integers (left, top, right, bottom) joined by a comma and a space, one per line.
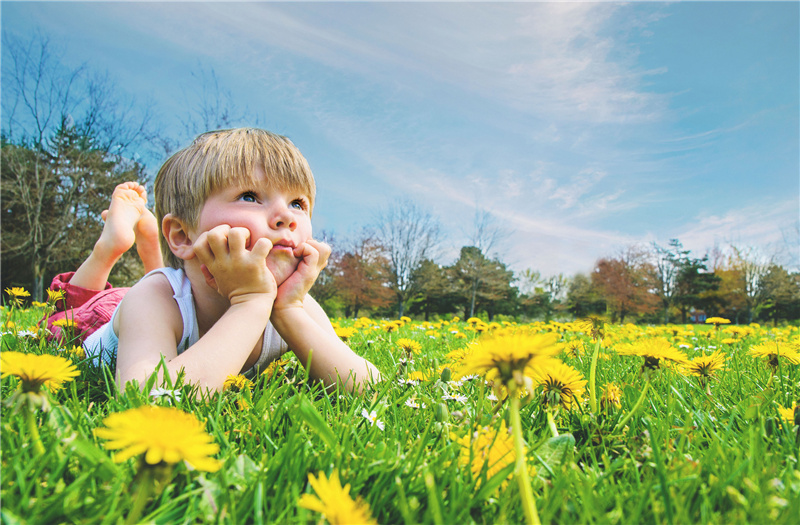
48, 128, 380, 393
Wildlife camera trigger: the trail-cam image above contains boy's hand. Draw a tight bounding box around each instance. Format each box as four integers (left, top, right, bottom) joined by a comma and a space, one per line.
273, 239, 330, 311
193, 225, 277, 305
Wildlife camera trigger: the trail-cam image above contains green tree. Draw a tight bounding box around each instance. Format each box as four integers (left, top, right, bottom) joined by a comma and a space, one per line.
564, 273, 605, 319
449, 246, 516, 321
407, 259, 455, 320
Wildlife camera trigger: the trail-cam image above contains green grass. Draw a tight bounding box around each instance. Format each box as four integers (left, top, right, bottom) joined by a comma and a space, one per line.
2, 304, 799, 524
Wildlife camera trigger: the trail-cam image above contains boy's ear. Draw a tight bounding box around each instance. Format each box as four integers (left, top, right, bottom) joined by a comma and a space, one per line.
162, 214, 195, 260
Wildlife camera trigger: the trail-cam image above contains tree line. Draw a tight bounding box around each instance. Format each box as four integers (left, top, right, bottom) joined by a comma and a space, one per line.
3, 35, 799, 325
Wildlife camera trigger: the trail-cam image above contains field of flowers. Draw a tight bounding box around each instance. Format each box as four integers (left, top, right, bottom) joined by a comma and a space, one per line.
2, 289, 799, 524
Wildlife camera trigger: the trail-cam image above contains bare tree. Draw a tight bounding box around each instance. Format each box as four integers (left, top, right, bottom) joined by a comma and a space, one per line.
1, 34, 154, 299
373, 198, 441, 317
730, 245, 773, 323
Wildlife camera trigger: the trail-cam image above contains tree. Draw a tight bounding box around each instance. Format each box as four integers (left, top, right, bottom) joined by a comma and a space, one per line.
2, 34, 153, 300
673, 255, 720, 323
407, 259, 455, 320
333, 233, 393, 318
564, 273, 605, 319
730, 245, 773, 323
373, 198, 441, 317
651, 239, 686, 324
592, 247, 658, 323
758, 264, 800, 324
449, 246, 517, 321
517, 270, 568, 322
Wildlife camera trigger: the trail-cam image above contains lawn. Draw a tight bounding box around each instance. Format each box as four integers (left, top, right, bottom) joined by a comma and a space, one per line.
2, 297, 798, 524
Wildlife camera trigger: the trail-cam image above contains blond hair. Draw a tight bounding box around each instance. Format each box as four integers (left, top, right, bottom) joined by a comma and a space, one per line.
154, 128, 316, 268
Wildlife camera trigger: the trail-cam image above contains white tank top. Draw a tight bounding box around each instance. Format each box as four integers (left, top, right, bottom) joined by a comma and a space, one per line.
83, 267, 287, 377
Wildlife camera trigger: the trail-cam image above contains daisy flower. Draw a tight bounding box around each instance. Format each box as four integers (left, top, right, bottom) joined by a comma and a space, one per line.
361, 408, 385, 430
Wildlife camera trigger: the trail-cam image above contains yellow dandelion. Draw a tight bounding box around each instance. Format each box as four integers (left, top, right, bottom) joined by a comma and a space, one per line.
223, 374, 254, 392
748, 341, 800, 367
51, 318, 77, 329
395, 338, 422, 355
575, 316, 606, 341
600, 383, 623, 411
334, 326, 358, 342
298, 471, 376, 525
4, 287, 30, 299
705, 317, 731, 327
64, 345, 85, 359
400, 316, 412, 324
451, 420, 518, 484
32, 301, 48, 308
262, 358, 290, 380
94, 406, 221, 471
563, 340, 584, 359
407, 370, 432, 382
534, 361, 587, 410
461, 332, 561, 393
777, 403, 797, 425
684, 350, 727, 378
616, 338, 689, 371
466, 317, 482, 325
46, 289, 65, 304
1, 351, 80, 392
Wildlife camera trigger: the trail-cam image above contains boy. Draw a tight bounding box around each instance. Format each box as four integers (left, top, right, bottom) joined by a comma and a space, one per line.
49, 128, 380, 393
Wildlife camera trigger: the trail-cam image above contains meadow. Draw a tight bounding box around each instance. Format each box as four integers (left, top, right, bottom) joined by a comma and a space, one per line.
1, 292, 799, 524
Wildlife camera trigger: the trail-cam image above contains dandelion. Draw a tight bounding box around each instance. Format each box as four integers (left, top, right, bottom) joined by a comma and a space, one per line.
575, 316, 606, 341
395, 338, 422, 356
95, 405, 221, 524
460, 331, 557, 525
46, 288, 65, 304
705, 317, 731, 327
684, 350, 727, 385
5, 287, 30, 300
334, 326, 358, 342
1, 351, 80, 455
361, 408, 385, 430
1, 351, 80, 394
777, 403, 797, 427
223, 374, 254, 392
748, 341, 800, 367
600, 383, 623, 411
617, 337, 689, 374
451, 420, 519, 485
461, 332, 561, 394
534, 361, 587, 411
407, 370, 431, 382
299, 471, 377, 525
64, 345, 85, 359
95, 405, 221, 470
262, 357, 290, 380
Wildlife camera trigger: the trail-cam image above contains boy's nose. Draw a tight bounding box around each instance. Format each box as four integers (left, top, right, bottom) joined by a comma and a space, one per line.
271, 210, 297, 231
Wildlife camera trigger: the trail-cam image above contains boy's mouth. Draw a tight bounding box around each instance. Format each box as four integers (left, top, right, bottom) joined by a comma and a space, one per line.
270, 240, 297, 256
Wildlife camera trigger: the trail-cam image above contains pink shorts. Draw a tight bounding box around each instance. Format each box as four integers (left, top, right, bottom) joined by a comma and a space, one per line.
45, 272, 129, 344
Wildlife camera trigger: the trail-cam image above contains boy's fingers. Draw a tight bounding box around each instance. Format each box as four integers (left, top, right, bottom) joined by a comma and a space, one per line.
226, 227, 250, 253
199, 264, 218, 291
205, 224, 232, 254
251, 237, 273, 259
193, 233, 214, 263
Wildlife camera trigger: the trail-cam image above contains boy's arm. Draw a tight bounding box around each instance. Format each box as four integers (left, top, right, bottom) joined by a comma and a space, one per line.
271, 239, 382, 392
271, 296, 381, 392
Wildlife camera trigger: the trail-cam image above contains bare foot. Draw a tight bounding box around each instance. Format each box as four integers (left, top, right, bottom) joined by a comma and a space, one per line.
134, 209, 164, 273
70, 182, 152, 290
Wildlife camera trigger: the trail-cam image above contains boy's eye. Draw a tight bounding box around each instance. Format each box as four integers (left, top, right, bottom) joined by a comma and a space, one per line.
291, 198, 308, 211
239, 192, 258, 203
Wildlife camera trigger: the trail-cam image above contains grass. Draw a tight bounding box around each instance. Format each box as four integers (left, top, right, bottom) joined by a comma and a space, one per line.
2, 302, 799, 524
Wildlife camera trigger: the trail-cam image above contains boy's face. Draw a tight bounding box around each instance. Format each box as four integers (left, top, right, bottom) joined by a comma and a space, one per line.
191, 166, 313, 286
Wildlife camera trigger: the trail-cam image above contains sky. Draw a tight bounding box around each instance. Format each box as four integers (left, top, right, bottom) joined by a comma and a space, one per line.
3, 1, 799, 277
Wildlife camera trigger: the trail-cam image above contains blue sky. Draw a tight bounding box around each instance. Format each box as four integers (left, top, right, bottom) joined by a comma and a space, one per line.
3, 1, 798, 277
